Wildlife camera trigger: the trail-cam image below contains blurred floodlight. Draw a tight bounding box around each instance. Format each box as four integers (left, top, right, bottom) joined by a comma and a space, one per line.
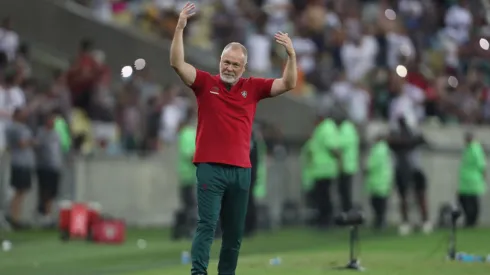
134, 59, 146, 70
121, 66, 133, 78
448, 76, 458, 88
385, 9, 396, 21
396, 65, 407, 78
479, 38, 489, 50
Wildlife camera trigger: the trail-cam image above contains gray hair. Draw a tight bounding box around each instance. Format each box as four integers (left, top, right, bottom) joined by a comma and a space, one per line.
221, 42, 248, 64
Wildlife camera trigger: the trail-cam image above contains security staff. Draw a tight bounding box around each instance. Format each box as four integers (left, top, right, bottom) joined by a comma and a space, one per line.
337, 117, 359, 212
458, 132, 487, 227
365, 133, 393, 230
172, 108, 197, 240
309, 115, 340, 227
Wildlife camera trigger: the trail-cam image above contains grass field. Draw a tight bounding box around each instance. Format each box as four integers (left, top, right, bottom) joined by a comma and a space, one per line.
1, 227, 489, 275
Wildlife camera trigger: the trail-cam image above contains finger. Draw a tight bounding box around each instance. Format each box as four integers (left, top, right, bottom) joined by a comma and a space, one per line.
187, 4, 196, 12
274, 34, 285, 40
183, 2, 192, 11
275, 35, 287, 42
275, 39, 286, 46
184, 3, 195, 12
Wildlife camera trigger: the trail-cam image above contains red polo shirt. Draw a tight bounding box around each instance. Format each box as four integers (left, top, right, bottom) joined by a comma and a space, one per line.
190, 69, 274, 168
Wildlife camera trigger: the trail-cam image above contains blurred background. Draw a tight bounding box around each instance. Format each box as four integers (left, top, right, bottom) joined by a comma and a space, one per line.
0, 0, 489, 245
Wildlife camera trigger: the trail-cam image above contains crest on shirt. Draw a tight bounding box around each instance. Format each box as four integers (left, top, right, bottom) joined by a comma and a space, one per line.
241, 91, 247, 98
212, 86, 219, 92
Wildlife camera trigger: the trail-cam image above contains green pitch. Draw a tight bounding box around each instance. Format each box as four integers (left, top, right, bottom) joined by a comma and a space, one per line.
1, 227, 489, 275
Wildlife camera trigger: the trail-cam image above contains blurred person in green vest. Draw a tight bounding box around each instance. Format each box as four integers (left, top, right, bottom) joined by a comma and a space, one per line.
309, 113, 340, 228
173, 108, 197, 239
337, 115, 359, 212
245, 124, 267, 237
458, 131, 487, 227
365, 133, 393, 231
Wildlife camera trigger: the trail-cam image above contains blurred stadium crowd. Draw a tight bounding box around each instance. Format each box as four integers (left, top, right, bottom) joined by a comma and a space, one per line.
1, 0, 487, 157
74, 0, 490, 127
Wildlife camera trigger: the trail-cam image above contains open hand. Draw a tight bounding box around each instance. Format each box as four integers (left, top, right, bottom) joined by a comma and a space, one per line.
177, 2, 196, 30
274, 32, 295, 57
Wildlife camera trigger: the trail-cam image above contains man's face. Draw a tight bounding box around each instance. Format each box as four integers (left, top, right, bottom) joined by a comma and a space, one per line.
219, 48, 246, 84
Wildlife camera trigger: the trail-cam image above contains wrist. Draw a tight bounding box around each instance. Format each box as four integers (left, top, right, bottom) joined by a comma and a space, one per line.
287, 52, 296, 58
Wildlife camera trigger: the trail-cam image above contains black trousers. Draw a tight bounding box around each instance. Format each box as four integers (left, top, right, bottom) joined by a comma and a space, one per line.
338, 173, 353, 212
395, 167, 427, 198
180, 185, 196, 212
458, 194, 479, 227
244, 179, 257, 236
313, 179, 333, 226
370, 196, 388, 229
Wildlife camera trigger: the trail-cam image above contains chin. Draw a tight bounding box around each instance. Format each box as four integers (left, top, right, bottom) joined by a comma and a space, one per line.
220, 74, 236, 84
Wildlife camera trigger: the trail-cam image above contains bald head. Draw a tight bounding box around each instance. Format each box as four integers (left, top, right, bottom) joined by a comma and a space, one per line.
219, 42, 248, 84
221, 42, 248, 65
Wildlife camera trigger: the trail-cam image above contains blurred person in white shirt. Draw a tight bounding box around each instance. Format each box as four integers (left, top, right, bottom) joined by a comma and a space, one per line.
441, 0, 473, 71
0, 17, 19, 63
340, 19, 379, 82
386, 23, 416, 70
160, 86, 188, 144
0, 72, 26, 147
331, 72, 371, 125
247, 13, 272, 76
444, 0, 472, 46
292, 27, 318, 79
263, 0, 292, 37
388, 74, 432, 236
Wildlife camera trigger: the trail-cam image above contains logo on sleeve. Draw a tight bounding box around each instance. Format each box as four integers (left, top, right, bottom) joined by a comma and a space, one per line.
241, 91, 247, 98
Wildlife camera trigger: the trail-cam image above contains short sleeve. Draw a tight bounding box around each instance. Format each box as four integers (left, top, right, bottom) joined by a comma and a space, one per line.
250, 77, 275, 101
190, 69, 211, 96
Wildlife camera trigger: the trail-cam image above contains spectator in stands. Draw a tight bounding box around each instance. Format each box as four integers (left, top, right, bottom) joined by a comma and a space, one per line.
211, 1, 246, 51
67, 38, 99, 115
340, 18, 379, 82
159, 85, 188, 145
1, 69, 26, 115
0, 70, 25, 153
0, 17, 20, 65
246, 12, 272, 76
5, 108, 34, 230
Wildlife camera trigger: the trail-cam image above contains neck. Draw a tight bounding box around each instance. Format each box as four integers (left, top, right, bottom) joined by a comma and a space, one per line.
221, 80, 234, 91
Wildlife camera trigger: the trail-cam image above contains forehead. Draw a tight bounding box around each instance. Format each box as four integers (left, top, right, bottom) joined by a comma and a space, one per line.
220, 48, 245, 64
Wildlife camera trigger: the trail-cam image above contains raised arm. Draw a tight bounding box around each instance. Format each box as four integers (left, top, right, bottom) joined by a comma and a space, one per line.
170, 3, 197, 87
270, 32, 297, 97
